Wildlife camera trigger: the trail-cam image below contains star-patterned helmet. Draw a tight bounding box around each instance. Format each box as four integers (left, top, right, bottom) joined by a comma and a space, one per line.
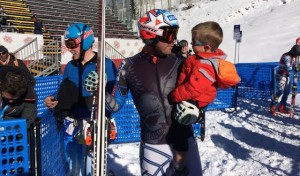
138, 9, 179, 44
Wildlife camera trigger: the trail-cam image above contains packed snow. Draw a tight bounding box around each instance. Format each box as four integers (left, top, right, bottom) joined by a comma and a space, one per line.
107, 0, 300, 175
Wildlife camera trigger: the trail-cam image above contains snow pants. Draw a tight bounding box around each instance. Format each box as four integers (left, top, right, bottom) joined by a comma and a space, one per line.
272, 74, 291, 106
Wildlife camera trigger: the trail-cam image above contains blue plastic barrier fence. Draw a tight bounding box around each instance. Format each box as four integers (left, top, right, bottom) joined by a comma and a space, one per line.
0, 119, 29, 176
236, 62, 278, 99
35, 110, 68, 176
35, 76, 62, 116
208, 87, 237, 110
111, 95, 140, 143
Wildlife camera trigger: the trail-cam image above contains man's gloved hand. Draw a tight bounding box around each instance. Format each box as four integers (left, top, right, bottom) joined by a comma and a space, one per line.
174, 101, 200, 125
84, 71, 99, 92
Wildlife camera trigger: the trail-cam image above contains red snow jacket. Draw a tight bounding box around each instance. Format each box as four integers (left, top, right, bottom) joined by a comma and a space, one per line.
171, 49, 227, 108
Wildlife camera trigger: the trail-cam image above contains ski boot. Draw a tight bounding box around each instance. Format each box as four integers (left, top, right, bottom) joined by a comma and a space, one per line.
279, 105, 289, 114
270, 105, 277, 116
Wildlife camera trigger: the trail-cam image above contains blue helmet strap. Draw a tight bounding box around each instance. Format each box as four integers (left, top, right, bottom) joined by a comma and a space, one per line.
75, 24, 88, 63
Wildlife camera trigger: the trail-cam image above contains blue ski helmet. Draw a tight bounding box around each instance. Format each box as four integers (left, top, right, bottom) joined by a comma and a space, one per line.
64, 23, 94, 50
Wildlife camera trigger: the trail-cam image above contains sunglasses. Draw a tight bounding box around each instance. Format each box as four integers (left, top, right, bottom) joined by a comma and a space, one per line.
1, 95, 20, 104
191, 40, 206, 46
65, 38, 81, 49
158, 27, 179, 43
0, 52, 7, 56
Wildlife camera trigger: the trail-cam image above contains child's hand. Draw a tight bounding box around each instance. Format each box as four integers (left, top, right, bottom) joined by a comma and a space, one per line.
174, 101, 200, 125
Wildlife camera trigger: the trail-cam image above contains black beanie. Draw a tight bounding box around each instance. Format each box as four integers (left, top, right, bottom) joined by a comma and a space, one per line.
290, 45, 300, 57
0, 45, 8, 54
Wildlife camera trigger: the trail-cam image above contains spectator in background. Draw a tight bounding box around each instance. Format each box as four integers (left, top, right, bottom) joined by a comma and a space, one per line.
31, 16, 43, 35
0, 5, 7, 30
0, 45, 30, 70
270, 37, 300, 115
172, 39, 191, 61
178, 40, 191, 60
0, 66, 37, 129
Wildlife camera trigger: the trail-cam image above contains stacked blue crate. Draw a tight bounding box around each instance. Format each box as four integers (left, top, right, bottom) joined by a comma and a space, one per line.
0, 119, 29, 176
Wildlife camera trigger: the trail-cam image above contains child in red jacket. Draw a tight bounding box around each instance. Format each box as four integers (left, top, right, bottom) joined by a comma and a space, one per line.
170, 21, 226, 173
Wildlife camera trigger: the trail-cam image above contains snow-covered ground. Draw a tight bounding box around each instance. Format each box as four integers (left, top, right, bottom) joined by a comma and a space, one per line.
174, 0, 300, 63
107, 0, 300, 175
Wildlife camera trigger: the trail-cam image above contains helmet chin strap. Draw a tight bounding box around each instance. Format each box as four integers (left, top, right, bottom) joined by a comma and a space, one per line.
75, 24, 88, 63
78, 47, 86, 63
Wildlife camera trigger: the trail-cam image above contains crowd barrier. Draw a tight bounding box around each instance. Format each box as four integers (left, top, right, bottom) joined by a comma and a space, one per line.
3, 62, 298, 175
236, 62, 278, 99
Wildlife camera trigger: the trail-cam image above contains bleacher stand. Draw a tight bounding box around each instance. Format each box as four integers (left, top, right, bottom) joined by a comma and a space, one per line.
0, 0, 138, 40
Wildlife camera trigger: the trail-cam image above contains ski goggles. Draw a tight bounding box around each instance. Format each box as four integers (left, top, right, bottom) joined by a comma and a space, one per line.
191, 40, 206, 46
0, 52, 7, 56
65, 38, 81, 49
157, 27, 179, 43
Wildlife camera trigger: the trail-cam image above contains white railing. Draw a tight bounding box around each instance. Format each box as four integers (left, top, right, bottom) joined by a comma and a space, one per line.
13, 37, 41, 61
13, 37, 60, 77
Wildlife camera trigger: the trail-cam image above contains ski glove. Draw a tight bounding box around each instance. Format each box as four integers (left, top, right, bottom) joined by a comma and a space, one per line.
84, 71, 100, 92
174, 101, 201, 125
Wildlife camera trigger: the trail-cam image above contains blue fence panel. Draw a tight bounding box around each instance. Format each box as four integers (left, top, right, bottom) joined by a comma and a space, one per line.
37, 110, 68, 176
208, 87, 237, 109
35, 76, 62, 116
0, 119, 29, 176
236, 62, 278, 99
112, 93, 140, 143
